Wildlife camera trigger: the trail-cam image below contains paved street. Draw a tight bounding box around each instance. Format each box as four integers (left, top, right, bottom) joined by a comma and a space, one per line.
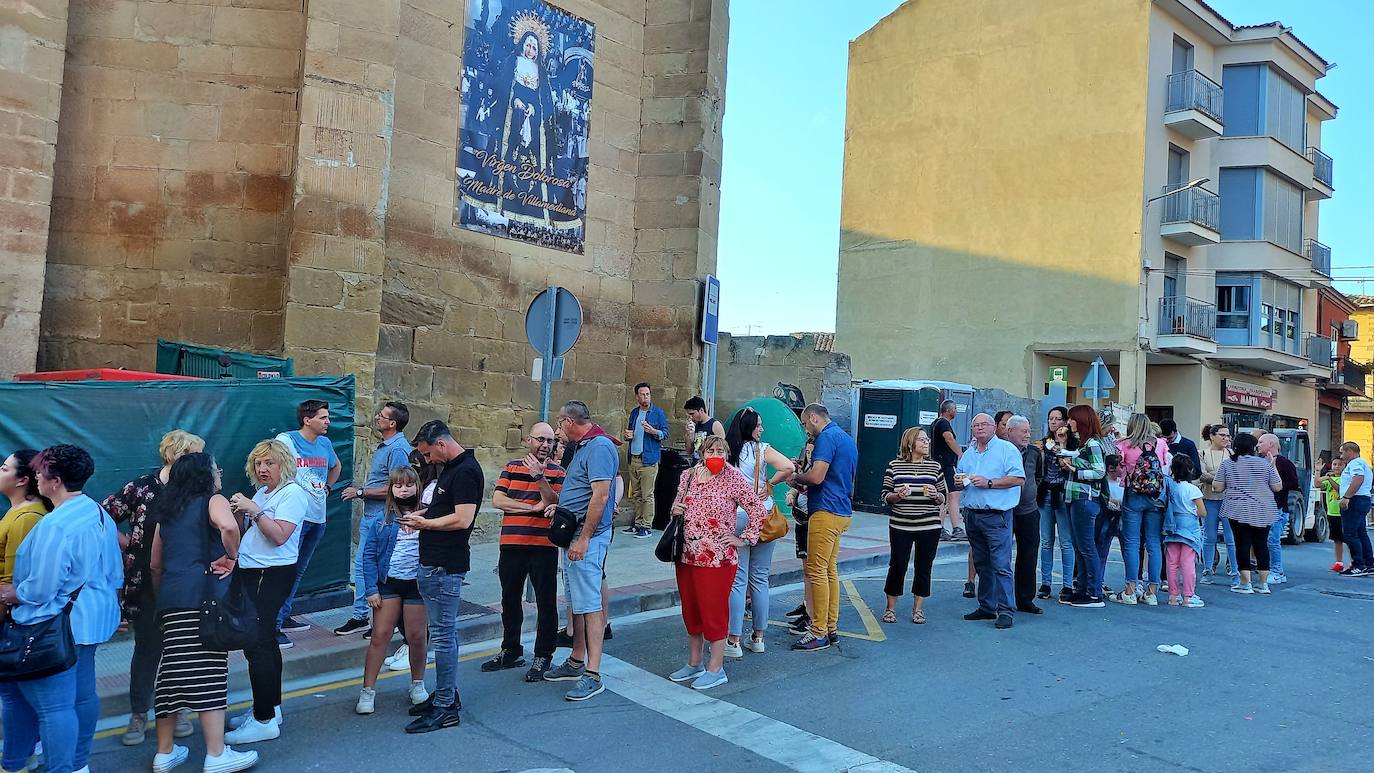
91, 542, 1370, 773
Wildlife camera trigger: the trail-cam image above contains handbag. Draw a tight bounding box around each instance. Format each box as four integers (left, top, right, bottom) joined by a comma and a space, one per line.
0, 598, 79, 682
656, 470, 696, 564
548, 506, 584, 549
199, 512, 258, 652
753, 443, 789, 543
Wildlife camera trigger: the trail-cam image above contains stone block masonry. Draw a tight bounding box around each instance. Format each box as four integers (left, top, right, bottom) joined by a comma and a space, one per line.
10, 0, 729, 489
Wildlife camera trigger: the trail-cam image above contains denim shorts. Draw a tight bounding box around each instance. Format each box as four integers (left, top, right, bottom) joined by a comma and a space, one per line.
378, 577, 425, 606
565, 528, 612, 614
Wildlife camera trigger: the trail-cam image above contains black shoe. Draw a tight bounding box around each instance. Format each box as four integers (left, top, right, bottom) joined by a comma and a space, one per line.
827, 631, 839, 645
787, 616, 810, 635
995, 614, 1014, 629
408, 694, 434, 717
962, 582, 975, 599
556, 628, 574, 648
963, 609, 996, 621
1036, 584, 1051, 600
480, 650, 526, 672
1058, 587, 1074, 603
784, 604, 808, 620
604, 624, 613, 641
524, 655, 552, 682
1017, 603, 1043, 615
279, 616, 310, 633
1070, 596, 1106, 608
404, 705, 460, 734
333, 617, 369, 636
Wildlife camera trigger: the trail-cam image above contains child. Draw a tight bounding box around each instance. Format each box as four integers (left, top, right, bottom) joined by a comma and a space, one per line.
1323, 456, 1347, 572
1163, 456, 1205, 607
356, 465, 430, 714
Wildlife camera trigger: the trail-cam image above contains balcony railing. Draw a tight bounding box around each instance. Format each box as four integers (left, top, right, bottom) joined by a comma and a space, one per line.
1160, 184, 1220, 232
1306, 333, 1335, 367
1308, 146, 1334, 188
1165, 69, 1223, 123
1335, 358, 1369, 396
1158, 296, 1216, 339
1305, 238, 1332, 277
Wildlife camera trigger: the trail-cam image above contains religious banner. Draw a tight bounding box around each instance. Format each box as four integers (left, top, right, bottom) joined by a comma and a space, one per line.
455, 0, 594, 254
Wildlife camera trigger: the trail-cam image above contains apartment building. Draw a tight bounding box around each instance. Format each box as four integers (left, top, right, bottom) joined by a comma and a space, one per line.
836, 0, 1340, 437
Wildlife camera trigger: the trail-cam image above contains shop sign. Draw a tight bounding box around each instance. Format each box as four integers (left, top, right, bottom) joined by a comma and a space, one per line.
1222, 379, 1277, 411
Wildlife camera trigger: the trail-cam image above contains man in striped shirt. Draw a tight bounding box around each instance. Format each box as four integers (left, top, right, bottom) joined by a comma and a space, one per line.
482, 422, 566, 682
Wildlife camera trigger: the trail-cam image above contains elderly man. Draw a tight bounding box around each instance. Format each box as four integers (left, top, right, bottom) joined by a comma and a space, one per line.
1258, 433, 1300, 585
1007, 416, 1042, 614
956, 413, 1026, 629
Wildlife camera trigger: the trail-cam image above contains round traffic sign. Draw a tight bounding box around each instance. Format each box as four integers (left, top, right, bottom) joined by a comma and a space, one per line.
525, 287, 583, 357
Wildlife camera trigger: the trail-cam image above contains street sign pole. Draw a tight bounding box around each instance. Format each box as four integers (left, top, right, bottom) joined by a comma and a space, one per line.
539, 286, 557, 422
525, 286, 583, 423
700, 275, 721, 414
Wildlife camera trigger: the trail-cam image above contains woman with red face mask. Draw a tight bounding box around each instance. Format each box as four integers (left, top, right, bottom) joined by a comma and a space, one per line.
665, 436, 769, 691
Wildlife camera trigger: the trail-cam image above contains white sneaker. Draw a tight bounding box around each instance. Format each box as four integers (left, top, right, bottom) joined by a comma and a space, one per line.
1254, 582, 1271, 595
153, 744, 189, 773
723, 641, 743, 658
1106, 591, 1137, 605
355, 687, 375, 715
409, 680, 429, 705
384, 644, 409, 671
229, 706, 281, 730
224, 717, 279, 745
203, 746, 258, 773
1141, 593, 1159, 607
743, 637, 766, 654
1185, 595, 1205, 608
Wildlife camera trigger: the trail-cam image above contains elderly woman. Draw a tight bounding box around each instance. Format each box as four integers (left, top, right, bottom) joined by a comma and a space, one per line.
224, 439, 310, 746
1213, 432, 1283, 594
104, 428, 206, 746
0, 445, 123, 773
881, 427, 947, 624
667, 436, 768, 691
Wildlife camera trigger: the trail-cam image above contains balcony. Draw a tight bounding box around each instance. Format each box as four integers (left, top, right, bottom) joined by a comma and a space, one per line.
1209, 240, 1315, 285
1306, 238, 1331, 279
1208, 331, 1315, 374
1307, 147, 1334, 199
1159, 185, 1220, 246
1306, 333, 1334, 368
1329, 358, 1369, 397
1164, 70, 1223, 139
1213, 135, 1314, 191
1155, 297, 1217, 355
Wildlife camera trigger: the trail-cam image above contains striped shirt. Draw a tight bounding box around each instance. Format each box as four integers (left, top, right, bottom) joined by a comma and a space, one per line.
1218, 455, 1280, 527
1065, 438, 1109, 503
12, 494, 123, 645
882, 459, 947, 532
495, 460, 566, 548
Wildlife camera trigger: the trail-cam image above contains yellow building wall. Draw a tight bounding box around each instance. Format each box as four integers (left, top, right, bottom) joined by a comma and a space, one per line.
1341, 306, 1374, 451
836, 0, 1153, 395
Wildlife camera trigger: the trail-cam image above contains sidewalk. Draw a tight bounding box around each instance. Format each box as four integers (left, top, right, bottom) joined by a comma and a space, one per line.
92, 513, 966, 719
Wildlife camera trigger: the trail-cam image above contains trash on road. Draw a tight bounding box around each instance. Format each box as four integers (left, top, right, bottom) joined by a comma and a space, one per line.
1156, 644, 1189, 657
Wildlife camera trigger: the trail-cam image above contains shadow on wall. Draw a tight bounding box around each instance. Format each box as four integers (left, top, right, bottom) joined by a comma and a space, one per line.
715, 332, 853, 430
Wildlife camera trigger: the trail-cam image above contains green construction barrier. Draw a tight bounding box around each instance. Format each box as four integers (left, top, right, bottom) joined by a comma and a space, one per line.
156, 339, 295, 380
0, 376, 354, 599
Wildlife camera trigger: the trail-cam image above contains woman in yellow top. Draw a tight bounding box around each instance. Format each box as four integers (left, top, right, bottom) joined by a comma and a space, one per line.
0, 449, 51, 583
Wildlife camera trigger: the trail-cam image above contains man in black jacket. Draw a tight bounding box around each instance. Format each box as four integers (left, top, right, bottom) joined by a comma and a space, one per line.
1007, 416, 1042, 614
1160, 419, 1201, 475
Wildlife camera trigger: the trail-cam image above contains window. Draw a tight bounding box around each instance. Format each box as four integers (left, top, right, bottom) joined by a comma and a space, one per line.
1259, 277, 1302, 352
1167, 146, 1189, 187
1222, 64, 1308, 153
1216, 284, 1250, 330
1171, 37, 1194, 74
1219, 168, 1303, 253
1263, 172, 1303, 253
1163, 254, 1184, 300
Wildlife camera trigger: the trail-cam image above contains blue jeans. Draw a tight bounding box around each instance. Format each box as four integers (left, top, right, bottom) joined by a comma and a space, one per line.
418, 565, 464, 709
1095, 509, 1122, 586
1142, 508, 1164, 586
1268, 510, 1287, 577
351, 513, 381, 619
1345, 496, 1374, 569
277, 519, 327, 628
1202, 499, 1238, 577
1069, 499, 1101, 598
0, 644, 97, 773
966, 508, 1014, 616
1038, 500, 1074, 587
729, 509, 776, 637
1120, 492, 1158, 588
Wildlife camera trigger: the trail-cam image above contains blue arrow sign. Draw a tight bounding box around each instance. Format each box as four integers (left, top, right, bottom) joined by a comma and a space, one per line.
1080, 356, 1115, 407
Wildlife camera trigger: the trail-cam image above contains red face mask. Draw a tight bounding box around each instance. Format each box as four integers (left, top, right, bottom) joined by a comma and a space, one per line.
703, 457, 726, 474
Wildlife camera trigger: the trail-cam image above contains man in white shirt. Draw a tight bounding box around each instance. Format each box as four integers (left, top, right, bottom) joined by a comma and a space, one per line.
956, 413, 1025, 629
1337, 442, 1373, 575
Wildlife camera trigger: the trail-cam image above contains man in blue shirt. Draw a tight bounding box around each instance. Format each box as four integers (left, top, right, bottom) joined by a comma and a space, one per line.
336, 401, 413, 635
956, 413, 1026, 629
543, 400, 618, 702
788, 403, 857, 652
621, 382, 669, 539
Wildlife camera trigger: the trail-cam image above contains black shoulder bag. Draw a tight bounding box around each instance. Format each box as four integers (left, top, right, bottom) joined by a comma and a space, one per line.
548, 507, 584, 549
655, 470, 695, 564
199, 505, 258, 652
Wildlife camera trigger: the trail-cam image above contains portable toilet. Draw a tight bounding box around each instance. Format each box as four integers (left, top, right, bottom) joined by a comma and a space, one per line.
852, 380, 973, 512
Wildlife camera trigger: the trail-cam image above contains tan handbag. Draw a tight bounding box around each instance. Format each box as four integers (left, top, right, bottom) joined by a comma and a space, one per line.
753, 443, 789, 543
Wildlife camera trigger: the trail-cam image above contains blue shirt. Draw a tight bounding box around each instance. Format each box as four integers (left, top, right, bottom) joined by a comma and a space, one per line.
363, 433, 413, 520
956, 437, 1025, 512
561, 432, 619, 533
277, 430, 339, 524
626, 405, 669, 465
12, 494, 123, 645
810, 422, 858, 516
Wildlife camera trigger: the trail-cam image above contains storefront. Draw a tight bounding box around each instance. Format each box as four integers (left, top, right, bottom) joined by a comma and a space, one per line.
1219, 378, 1305, 434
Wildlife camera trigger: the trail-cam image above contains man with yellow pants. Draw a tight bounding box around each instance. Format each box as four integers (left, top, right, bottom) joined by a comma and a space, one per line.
789, 403, 858, 651
621, 382, 669, 539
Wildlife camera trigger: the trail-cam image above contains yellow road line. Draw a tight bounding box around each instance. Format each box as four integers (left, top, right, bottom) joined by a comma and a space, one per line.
94, 646, 499, 740
841, 579, 885, 642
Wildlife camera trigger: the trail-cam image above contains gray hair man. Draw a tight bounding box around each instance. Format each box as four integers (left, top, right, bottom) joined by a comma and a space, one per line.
955, 413, 1026, 629
1006, 416, 1043, 614
1258, 432, 1299, 585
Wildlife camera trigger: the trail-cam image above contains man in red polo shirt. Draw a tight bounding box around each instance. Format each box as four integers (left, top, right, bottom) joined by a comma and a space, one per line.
481, 422, 565, 682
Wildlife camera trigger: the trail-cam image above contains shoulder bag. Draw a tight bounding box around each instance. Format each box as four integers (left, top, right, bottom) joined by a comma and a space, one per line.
0, 596, 80, 682
655, 470, 694, 563
548, 506, 583, 549
754, 443, 789, 544
199, 508, 258, 652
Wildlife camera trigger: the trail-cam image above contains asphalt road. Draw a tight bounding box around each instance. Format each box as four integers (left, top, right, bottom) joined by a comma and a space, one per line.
91, 540, 1370, 772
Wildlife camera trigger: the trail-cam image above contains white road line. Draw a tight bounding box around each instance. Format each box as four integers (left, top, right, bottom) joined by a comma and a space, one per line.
598, 655, 917, 773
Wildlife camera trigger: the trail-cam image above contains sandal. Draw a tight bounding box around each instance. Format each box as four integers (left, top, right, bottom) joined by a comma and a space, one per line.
912, 610, 926, 624
881, 609, 897, 624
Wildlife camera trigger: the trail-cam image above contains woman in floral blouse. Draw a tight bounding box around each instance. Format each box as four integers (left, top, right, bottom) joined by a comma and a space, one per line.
666, 436, 768, 691
102, 429, 204, 747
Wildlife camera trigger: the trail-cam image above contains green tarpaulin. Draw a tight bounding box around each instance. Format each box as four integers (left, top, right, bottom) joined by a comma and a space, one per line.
0, 376, 355, 599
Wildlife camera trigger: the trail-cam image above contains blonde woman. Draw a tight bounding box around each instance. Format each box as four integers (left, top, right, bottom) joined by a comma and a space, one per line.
881, 427, 947, 624
104, 429, 205, 747
1110, 414, 1169, 605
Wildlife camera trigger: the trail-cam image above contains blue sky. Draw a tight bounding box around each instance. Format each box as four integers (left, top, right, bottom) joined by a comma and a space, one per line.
715, 0, 1374, 335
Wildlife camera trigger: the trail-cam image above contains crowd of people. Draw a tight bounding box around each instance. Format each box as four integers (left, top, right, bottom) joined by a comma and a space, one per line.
4, 384, 1371, 772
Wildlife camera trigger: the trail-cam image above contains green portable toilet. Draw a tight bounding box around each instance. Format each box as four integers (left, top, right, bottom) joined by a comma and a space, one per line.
724, 397, 807, 462
853, 380, 972, 512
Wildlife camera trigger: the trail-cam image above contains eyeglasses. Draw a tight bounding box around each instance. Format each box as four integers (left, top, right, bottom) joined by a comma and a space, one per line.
529, 436, 555, 444
972, 421, 994, 427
